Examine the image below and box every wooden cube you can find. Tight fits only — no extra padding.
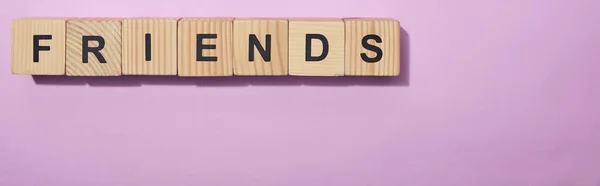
[288,18,344,76]
[122,18,179,75]
[11,18,66,75]
[178,18,233,76]
[66,18,122,76]
[344,18,400,76]
[233,18,288,76]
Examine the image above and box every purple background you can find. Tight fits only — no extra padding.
[2,0,600,185]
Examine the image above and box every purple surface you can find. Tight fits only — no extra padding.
[1,0,600,185]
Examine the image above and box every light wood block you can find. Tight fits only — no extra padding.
[344,18,400,76]
[289,18,344,76]
[66,18,122,76]
[122,18,179,75]
[178,18,233,76]
[233,18,288,76]
[11,18,66,75]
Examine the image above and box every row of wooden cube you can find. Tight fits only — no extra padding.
[12,17,400,76]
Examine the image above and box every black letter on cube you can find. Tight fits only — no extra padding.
[305,34,329,61]
[249,34,271,62]
[145,33,152,61]
[360,34,383,63]
[33,35,52,63]
[197,34,218,62]
[82,36,107,63]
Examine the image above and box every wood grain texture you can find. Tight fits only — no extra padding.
[11,18,66,75]
[66,18,122,76]
[178,17,233,76]
[344,18,400,76]
[233,19,288,76]
[122,18,179,75]
[288,18,344,76]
